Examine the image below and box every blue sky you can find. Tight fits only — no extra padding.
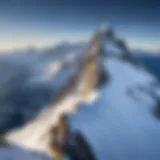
[0,0,159,52]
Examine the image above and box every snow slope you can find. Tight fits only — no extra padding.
[0,145,51,160]
[69,57,160,160]
[66,26,160,160]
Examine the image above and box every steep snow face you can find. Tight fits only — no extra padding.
[69,58,160,160]
[104,59,158,108]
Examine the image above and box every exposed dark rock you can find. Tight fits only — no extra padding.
[64,130,96,160]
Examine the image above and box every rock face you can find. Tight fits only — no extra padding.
[64,130,96,160]
[78,28,108,96]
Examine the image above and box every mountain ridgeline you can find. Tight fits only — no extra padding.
[0,26,160,160]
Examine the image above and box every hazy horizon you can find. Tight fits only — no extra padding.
[0,0,159,52]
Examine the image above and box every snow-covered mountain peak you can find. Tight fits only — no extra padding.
[67,27,160,160]
[87,26,128,61]
[0,27,160,160]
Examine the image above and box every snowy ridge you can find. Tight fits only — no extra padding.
[1,26,160,160]
[98,27,130,60]
[68,27,160,160]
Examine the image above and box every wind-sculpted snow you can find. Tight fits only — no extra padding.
[69,58,160,160]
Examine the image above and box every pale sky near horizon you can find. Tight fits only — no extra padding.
[0,0,159,52]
